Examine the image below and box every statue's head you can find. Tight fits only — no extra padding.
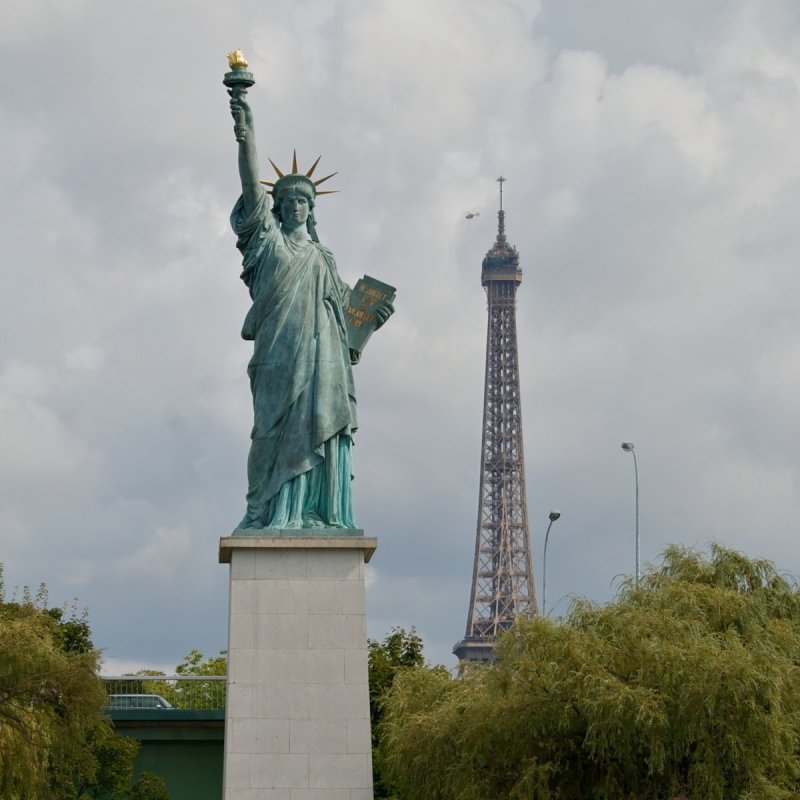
[271,175,316,224]
[260,153,336,242]
[261,152,336,228]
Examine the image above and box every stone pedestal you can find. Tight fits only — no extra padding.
[219,534,377,800]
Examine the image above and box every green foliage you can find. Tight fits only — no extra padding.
[45,604,95,655]
[123,771,170,800]
[175,648,227,676]
[380,545,800,800]
[0,600,105,799]
[368,627,439,799]
[0,570,140,800]
[172,649,227,709]
[368,627,425,727]
[87,725,140,798]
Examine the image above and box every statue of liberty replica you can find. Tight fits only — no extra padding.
[220,52,389,798]
[224,51,394,532]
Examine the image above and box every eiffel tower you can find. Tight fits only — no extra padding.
[453,178,536,664]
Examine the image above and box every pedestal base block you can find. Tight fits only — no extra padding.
[220,534,377,800]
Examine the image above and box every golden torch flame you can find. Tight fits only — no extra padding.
[227,50,248,69]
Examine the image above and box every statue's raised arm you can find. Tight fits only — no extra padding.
[225,51,261,215]
[230,97,261,212]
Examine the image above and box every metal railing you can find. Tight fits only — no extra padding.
[101,675,226,710]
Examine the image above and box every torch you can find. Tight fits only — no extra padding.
[223,50,255,143]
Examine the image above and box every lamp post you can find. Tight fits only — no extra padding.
[542,510,561,617]
[621,442,639,585]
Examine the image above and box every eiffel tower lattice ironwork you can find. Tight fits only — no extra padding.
[454,177,536,664]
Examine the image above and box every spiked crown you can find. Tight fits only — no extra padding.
[260,151,337,202]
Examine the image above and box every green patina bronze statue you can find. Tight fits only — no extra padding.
[224,52,393,531]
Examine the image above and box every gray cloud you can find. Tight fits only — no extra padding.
[2,0,800,670]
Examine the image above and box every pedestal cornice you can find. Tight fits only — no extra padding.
[219,533,378,564]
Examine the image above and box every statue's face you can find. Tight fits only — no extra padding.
[279,191,311,230]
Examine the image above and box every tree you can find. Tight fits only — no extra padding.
[123,772,170,800]
[368,627,434,799]
[0,574,142,799]
[172,648,227,709]
[175,648,227,677]
[368,627,425,726]
[379,545,800,800]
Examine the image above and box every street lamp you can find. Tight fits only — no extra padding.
[542,510,561,617]
[621,442,639,585]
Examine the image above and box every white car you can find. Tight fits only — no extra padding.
[106,694,174,710]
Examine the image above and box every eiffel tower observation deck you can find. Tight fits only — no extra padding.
[454,178,536,664]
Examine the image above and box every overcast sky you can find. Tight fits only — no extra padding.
[3,0,800,671]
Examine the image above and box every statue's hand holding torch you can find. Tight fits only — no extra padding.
[224,50,255,143]
[229,94,253,143]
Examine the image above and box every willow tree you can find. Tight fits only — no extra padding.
[368,627,430,799]
[0,589,139,799]
[380,545,800,800]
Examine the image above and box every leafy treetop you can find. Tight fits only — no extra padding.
[379,545,800,800]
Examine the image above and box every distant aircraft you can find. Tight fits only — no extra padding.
[465,211,480,219]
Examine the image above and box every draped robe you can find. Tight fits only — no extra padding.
[232,188,357,529]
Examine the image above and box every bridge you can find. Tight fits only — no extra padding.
[103,675,225,800]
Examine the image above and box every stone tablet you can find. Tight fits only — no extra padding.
[345,275,397,357]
